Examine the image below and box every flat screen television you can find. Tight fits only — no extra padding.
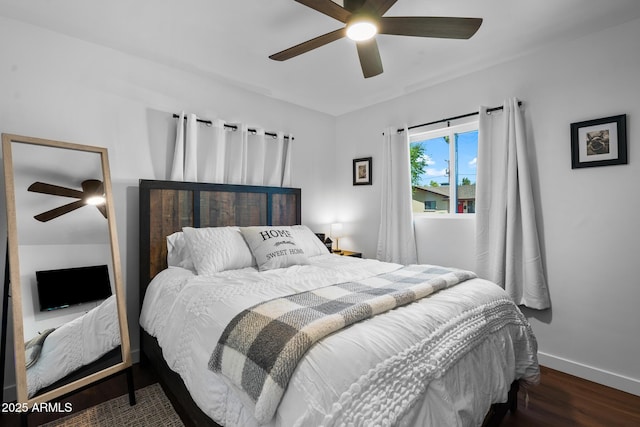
[36,264,113,311]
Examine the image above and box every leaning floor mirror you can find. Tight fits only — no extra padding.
[2,134,133,409]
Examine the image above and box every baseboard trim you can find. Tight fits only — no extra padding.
[538,351,640,397]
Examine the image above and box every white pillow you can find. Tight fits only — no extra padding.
[240,226,309,271]
[182,227,255,275]
[166,231,195,271]
[291,225,329,257]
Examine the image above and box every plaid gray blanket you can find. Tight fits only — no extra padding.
[208,265,476,422]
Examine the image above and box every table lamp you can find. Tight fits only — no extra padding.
[330,223,343,254]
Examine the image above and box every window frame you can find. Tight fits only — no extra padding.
[409,120,479,216]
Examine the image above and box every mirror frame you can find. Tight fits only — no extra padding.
[2,133,131,407]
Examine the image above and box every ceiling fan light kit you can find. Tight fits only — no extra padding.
[346,18,378,41]
[80,179,106,205]
[85,195,106,206]
[271,0,482,78]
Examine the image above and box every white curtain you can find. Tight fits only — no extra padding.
[376,127,418,265]
[170,113,292,187]
[170,112,198,181]
[476,98,550,309]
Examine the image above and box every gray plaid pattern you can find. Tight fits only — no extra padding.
[208,265,476,422]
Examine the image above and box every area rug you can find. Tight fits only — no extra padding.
[39,383,184,426]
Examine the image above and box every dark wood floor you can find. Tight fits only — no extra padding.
[2,364,639,426]
[502,366,640,427]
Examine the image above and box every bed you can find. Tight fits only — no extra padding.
[138,179,539,427]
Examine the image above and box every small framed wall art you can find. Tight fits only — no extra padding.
[570,114,627,169]
[353,157,372,185]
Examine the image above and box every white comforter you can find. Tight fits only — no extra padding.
[140,255,539,427]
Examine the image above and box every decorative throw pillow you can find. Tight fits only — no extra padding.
[291,225,330,257]
[240,226,309,271]
[182,227,255,275]
[25,328,55,369]
[166,231,196,271]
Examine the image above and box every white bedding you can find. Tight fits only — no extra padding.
[26,295,121,397]
[140,255,539,427]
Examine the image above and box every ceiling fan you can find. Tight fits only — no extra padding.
[269,0,483,78]
[27,179,107,222]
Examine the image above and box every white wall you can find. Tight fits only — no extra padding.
[335,18,640,395]
[414,216,476,271]
[0,16,337,396]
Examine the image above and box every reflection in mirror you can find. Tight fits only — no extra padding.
[2,134,132,408]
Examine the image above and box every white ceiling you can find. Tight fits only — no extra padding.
[1,0,640,116]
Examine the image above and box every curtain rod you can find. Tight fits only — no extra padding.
[173,114,293,140]
[398,101,523,133]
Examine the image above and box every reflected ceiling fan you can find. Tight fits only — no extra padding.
[270,0,483,78]
[27,179,107,222]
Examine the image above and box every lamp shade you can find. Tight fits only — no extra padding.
[330,223,343,238]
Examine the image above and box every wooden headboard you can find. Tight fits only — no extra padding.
[138,179,301,305]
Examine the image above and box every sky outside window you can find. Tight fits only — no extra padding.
[412,130,478,186]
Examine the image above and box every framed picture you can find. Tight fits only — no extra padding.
[353,157,372,185]
[570,114,627,169]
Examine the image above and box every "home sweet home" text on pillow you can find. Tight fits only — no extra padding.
[240,226,309,271]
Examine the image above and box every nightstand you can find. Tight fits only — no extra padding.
[335,250,362,258]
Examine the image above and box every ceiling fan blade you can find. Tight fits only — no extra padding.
[270,28,347,61]
[295,0,352,23]
[379,16,483,39]
[96,204,108,219]
[28,181,84,199]
[356,37,383,78]
[34,200,86,222]
[361,0,397,16]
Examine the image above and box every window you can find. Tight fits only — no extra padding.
[424,200,436,211]
[410,121,478,214]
